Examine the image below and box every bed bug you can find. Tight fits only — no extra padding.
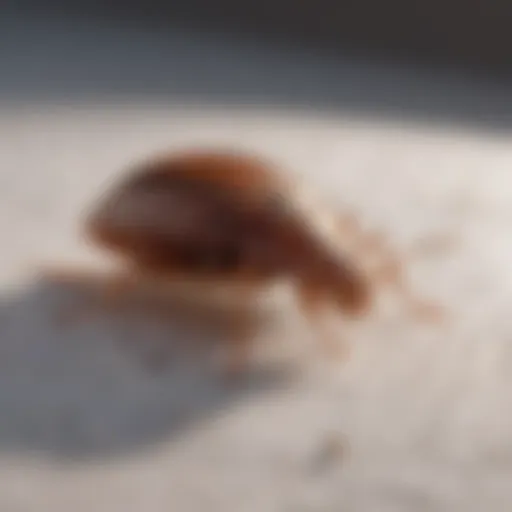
[55,148,440,376]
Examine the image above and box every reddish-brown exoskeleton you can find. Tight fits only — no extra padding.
[63,148,434,375]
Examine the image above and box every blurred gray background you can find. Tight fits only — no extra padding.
[8,0,512,75]
[2,0,512,130]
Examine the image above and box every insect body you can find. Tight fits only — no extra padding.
[82,148,418,375]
